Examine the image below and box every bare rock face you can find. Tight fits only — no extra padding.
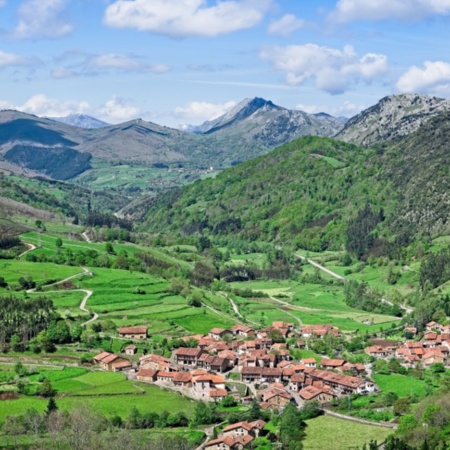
[336,94,450,146]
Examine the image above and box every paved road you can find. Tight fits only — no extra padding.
[297,253,414,313]
[296,254,344,281]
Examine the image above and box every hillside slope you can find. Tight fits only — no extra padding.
[128,136,393,251]
[131,112,450,252]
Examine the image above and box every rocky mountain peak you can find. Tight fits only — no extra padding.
[336,93,450,146]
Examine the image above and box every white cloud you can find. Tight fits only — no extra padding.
[0,94,141,123]
[0,50,28,68]
[103,0,272,38]
[12,0,73,40]
[267,14,305,37]
[174,100,237,123]
[296,101,367,118]
[50,53,170,78]
[89,54,170,73]
[18,94,90,117]
[260,44,388,94]
[90,53,141,70]
[51,66,74,79]
[330,0,450,23]
[396,61,450,95]
[98,96,141,122]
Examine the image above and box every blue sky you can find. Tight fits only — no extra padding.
[1,0,450,127]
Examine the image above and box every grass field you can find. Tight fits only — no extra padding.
[0,260,82,285]
[229,280,399,332]
[303,415,392,450]
[0,369,195,425]
[372,374,428,397]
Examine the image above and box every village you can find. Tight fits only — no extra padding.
[90,319,450,449]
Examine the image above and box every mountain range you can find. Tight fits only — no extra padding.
[48,114,110,129]
[0,98,345,180]
[120,93,450,250]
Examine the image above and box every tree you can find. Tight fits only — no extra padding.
[11,334,24,352]
[47,321,71,344]
[393,397,411,416]
[249,397,263,420]
[104,242,114,254]
[14,361,26,376]
[2,415,26,448]
[55,238,63,248]
[0,276,7,288]
[279,403,305,450]
[37,379,56,397]
[46,397,58,416]
[222,396,237,408]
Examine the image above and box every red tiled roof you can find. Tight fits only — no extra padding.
[119,326,147,334]
[111,360,132,369]
[137,368,158,378]
[175,347,202,357]
[173,372,192,383]
[210,388,228,398]
[157,371,175,378]
[101,353,121,364]
[93,351,111,362]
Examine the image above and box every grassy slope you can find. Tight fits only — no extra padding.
[303,415,392,450]
[0,370,195,424]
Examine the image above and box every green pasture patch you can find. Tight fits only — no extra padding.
[303,415,392,450]
[52,378,91,393]
[0,260,83,285]
[73,371,125,386]
[72,380,142,396]
[28,367,88,383]
[0,383,195,425]
[174,310,236,334]
[372,374,428,397]
[58,384,195,419]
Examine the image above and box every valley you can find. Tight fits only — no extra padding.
[1,93,450,449]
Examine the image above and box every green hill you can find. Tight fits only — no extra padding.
[132,113,450,255]
[130,136,392,252]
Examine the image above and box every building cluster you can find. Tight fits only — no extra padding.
[204,420,266,450]
[93,322,376,407]
[365,321,450,368]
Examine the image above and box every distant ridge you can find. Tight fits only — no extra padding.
[48,114,109,129]
[0,98,344,179]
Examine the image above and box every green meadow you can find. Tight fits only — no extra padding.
[0,369,195,425]
[303,415,392,450]
[372,374,428,397]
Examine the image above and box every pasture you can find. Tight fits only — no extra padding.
[303,415,392,450]
[228,280,400,332]
[0,367,195,425]
[372,374,428,397]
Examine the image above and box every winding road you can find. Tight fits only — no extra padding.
[25,263,97,326]
[296,252,414,314]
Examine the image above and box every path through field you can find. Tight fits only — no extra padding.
[18,242,36,258]
[297,253,414,314]
[26,266,97,326]
[81,231,91,243]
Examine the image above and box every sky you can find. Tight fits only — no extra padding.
[1,0,450,128]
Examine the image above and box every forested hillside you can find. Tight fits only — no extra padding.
[133,111,450,258]
[132,136,394,253]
